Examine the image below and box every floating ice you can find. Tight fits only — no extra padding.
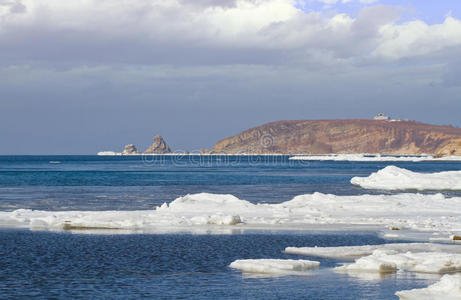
[396,274,461,300]
[289,154,426,162]
[285,243,461,260]
[229,259,319,275]
[290,154,461,162]
[351,166,461,190]
[97,151,122,156]
[336,250,461,274]
[1,192,461,238]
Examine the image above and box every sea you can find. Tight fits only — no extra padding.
[1,155,461,299]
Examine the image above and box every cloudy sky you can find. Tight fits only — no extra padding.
[1,0,460,154]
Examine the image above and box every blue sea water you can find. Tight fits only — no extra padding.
[1,155,461,299]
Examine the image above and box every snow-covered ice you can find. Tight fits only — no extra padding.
[2,192,461,238]
[285,243,461,260]
[351,166,461,190]
[289,154,430,162]
[229,259,319,275]
[336,250,461,274]
[97,151,122,156]
[396,274,461,300]
[289,154,461,162]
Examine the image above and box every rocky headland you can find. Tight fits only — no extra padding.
[212,119,461,156]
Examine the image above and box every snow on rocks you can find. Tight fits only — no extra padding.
[229,259,320,276]
[396,274,461,300]
[351,166,461,190]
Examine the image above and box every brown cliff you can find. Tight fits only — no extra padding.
[212,120,461,156]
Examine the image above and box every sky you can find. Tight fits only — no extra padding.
[0,0,461,154]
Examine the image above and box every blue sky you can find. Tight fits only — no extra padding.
[0,0,461,154]
[301,0,460,23]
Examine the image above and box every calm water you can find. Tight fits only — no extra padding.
[1,155,461,299]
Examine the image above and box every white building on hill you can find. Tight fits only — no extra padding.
[374,113,390,121]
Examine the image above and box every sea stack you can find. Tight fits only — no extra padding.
[144,135,172,154]
[121,144,141,155]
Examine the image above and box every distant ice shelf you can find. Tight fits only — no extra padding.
[97,151,122,156]
[289,154,461,162]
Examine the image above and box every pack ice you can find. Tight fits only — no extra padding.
[2,192,461,238]
[396,274,461,300]
[351,166,461,190]
[285,243,461,260]
[229,259,320,276]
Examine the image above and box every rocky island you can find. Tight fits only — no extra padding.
[98,135,172,156]
[121,144,140,155]
[144,135,172,154]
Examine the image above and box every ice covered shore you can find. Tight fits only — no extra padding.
[351,166,461,190]
[1,192,461,239]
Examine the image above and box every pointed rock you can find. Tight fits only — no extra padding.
[144,135,172,154]
[121,144,140,155]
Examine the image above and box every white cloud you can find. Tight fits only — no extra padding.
[314,0,338,4]
[342,0,378,3]
[373,16,461,60]
[0,0,459,66]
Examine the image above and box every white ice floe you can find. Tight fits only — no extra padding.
[396,274,461,300]
[229,259,319,275]
[336,250,461,274]
[351,166,461,190]
[288,154,461,162]
[97,151,122,156]
[1,192,461,238]
[285,243,461,260]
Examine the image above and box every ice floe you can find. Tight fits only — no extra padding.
[285,243,461,260]
[289,154,434,162]
[1,192,461,238]
[289,154,461,162]
[351,166,461,190]
[336,250,461,274]
[396,274,461,300]
[229,259,319,276]
[97,151,122,156]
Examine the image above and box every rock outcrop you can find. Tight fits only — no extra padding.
[144,135,172,154]
[212,120,461,156]
[200,148,212,154]
[435,138,461,157]
[121,144,140,155]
